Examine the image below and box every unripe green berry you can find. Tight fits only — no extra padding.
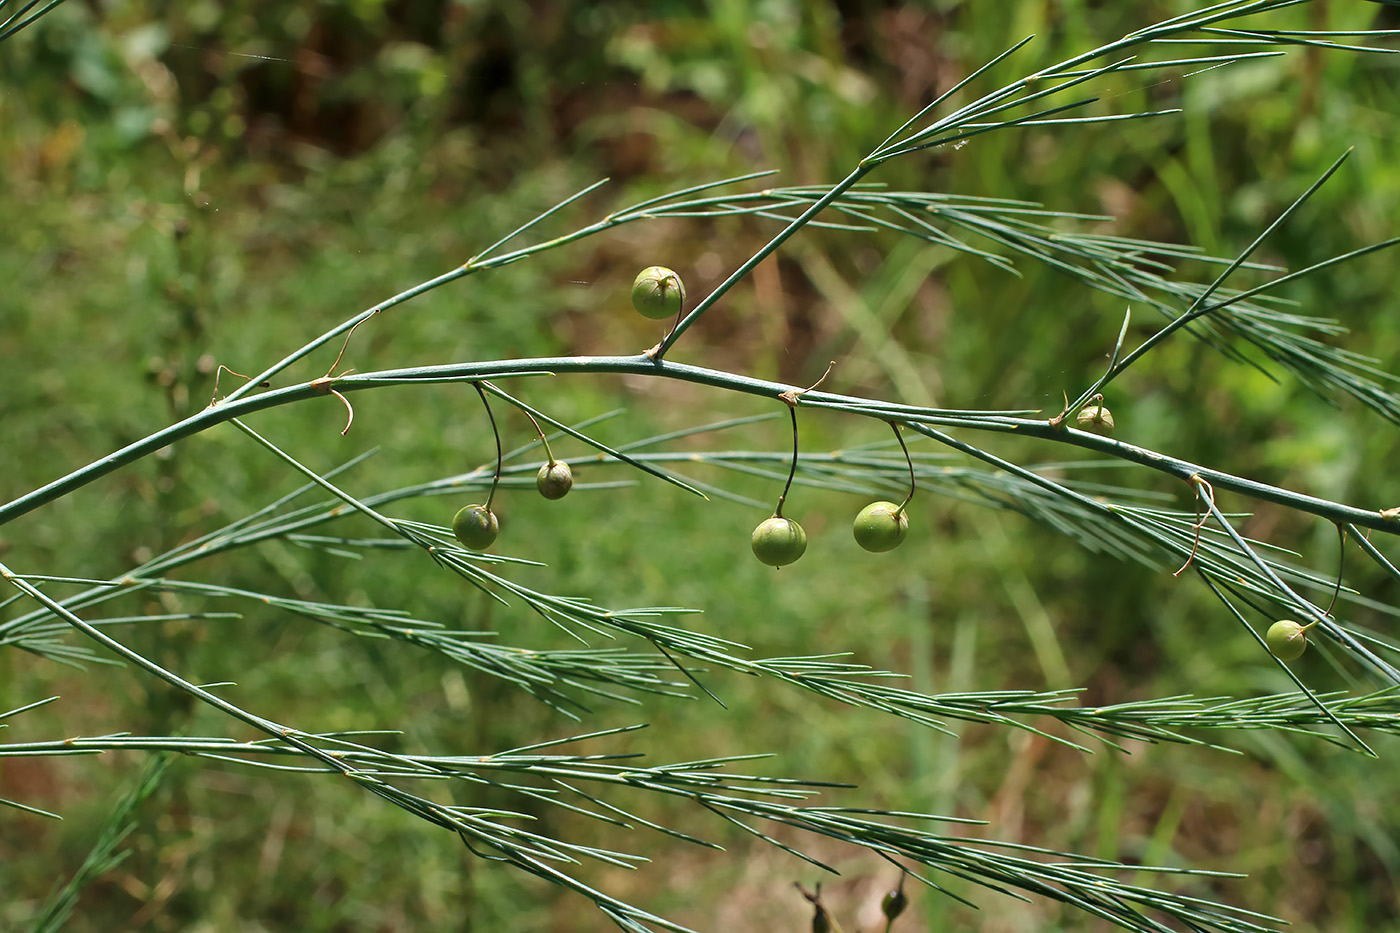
[881,886,908,922]
[631,266,686,321]
[536,460,574,500]
[751,516,807,567]
[452,504,499,550]
[853,501,908,552]
[1076,404,1115,436]
[1266,619,1308,661]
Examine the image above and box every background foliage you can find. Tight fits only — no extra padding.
[2,1,1399,930]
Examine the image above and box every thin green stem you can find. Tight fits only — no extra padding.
[891,422,915,513]
[229,419,401,533]
[214,170,773,408]
[1068,149,1358,412]
[468,178,612,266]
[0,560,362,776]
[1194,484,1380,752]
[1327,524,1347,617]
[774,406,800,519]
[519,406,557,465]
[1349,525,1400,586]
[654,164,874,359]
[0,0,67,42]
[476,383,503,509]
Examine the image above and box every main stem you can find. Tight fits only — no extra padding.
[3,355,1399,536]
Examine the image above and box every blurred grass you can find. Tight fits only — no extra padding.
[2,1,1399,931]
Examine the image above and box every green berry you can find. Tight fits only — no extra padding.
[536,460,573,500]
[853,501,908,552]
[1266,619,1308,661]
[881,886,908,922]
[1076,404,1115,436]
[452,504,499,550]
[751,516,807,567]
[631,266,686,321]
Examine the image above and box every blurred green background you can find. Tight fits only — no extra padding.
[2,1,1399,930]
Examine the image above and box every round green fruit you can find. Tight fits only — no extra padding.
[1265,619,1308,661]
[881,887,909,922]
[1076,404,1115,436]
[536,461,574,500]
[853,500,908,552]
[452,504,499,550]
[751,516,807,568]
[630,266,686,321]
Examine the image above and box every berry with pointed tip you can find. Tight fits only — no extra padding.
[881,886,908,922]
[631,266,686,321]
[1266,619,1308,661]
[536,460,573,500]
[751,516,807,567]
[452,504,499,550]
[853,501,909,552]
[1077,404,1115,436]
